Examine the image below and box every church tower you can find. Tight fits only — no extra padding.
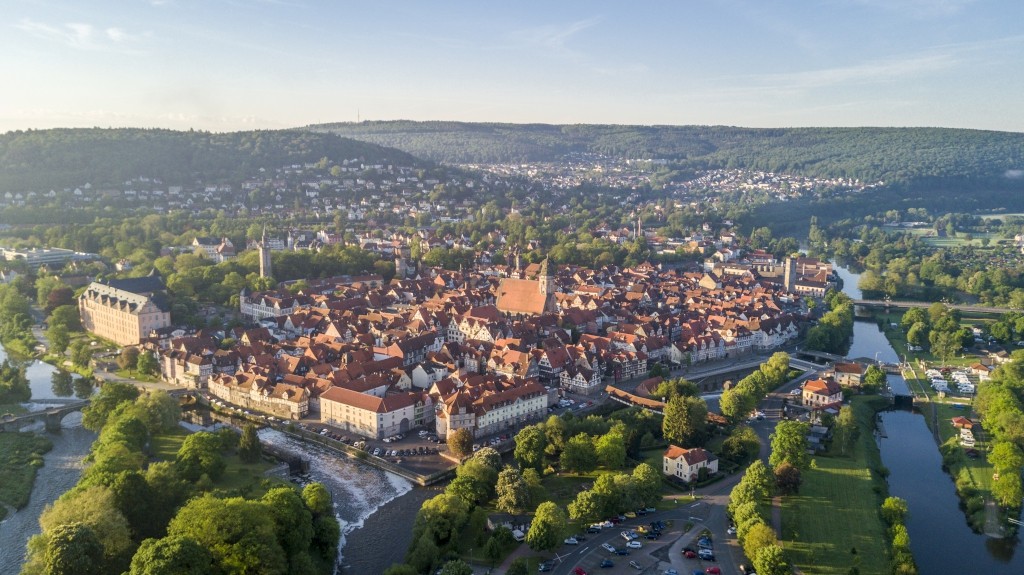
[259,226,273,279]
[539,257,554,297]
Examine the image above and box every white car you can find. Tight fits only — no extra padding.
[602,543,616,553]
[790,388,801,395]
[626,540,642,549]
[564,537,579,545]
[727,526,737,536]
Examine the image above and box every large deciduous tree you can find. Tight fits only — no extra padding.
[514,424,547,471]
[127,535,213,575]
[41,522,106,575]
[447,428,474,459]
[495,466,530,514]
[769,420,810,471]
[526,502,567,552]
[82,381,141,431]
[560,433,597,473]
[167,494,287,575]
[175,431,226,482]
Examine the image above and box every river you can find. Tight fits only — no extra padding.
[0,336,421,575]
[257,429,420,574]
[836,264,1024,574]
[0,344,96,575]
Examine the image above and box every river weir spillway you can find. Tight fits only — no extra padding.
[257,428,413,572]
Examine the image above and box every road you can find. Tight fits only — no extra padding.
[542,367,814,575]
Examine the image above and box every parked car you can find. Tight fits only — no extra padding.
[538,560,554,572]
[705,567,722,575]
[587,526,601,534]
[614,548,630,556]
[645,532,660,540]
[621,531,635,541]
[572,568,588,575]
[564,537,579,545]
[626,541,642,549]
[727,526,737,536]
[601,543,616,553]
[698,548,715,561]
[629,561,642,570]
[599,559,614,568]
[683,549,697,559]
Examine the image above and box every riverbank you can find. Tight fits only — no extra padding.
[0,432,53,521]
[780,395,892,575]
[870,309,1007,534]
[340,485,436,574]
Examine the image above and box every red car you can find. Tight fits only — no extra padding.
[706,568,722,575]
[573,567,589,575]
[684,550,697,559]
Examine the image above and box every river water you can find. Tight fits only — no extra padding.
[836,264,1024,574]
[0,343,96,575]
[257,429,418,574]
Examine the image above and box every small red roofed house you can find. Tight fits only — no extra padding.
[802,377,843,409]
[663,445,718,482]
[951,416,974,429]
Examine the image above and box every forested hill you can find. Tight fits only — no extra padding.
[310,121,1024,183]
[0,128,419,192]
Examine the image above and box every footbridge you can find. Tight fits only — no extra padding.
[0,399,91,432]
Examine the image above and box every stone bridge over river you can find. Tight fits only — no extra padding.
[0,399,91,432]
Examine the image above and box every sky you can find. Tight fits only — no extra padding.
[3,0,1023,133]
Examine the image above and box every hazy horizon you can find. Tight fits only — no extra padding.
[4,0,1023,134]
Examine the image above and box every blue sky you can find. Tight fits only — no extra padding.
[3,0,1022,133]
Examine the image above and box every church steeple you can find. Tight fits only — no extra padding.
[258,225,273,279]
[539,257,553,296]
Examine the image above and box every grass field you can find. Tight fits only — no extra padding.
[780,396,891,575]
[0,432,53,519]
[151,426,280,497]
[0,403,29,417]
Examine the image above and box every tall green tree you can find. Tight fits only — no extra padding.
[662,395,708,447]
[595,431,626,469]
[166,494,287,575]
[769,420,810,471]
[238,424,262,463]
[560,433,597,473]
[514,424,547,471]
[446,428,473,459]
[82,381,140,431]
[46,324,70,355]
[41,522,105,575]
[175,431,226,482]
[495,466,530,514]
[127,536,213,575]
[526,502,567,552]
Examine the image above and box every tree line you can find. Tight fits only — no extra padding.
[21,381,340,575]
[316,121,1024,184]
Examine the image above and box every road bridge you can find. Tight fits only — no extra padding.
[853,299,1012,314]
[0,399,90,432]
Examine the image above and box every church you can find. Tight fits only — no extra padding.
[495,258,556,316]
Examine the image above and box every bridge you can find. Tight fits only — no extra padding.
[793,349,846,363]
[0,399,91,433]
[853,299,1014,314]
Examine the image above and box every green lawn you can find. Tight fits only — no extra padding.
[0,403,29,417]
[780,396,891,575]
[151,427,280,497]
[0,432,53,519]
